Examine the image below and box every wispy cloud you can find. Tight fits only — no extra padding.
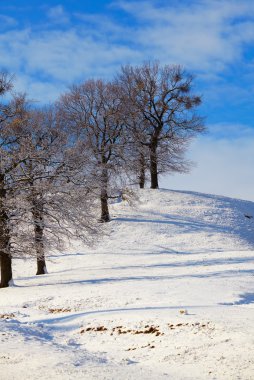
[0,0,253,105]
[46,5,69,24]
[207,122,254,140]
[0,14,17,28]
[0,27,140,102]
[0,1,253,199]
[115,0,254,72]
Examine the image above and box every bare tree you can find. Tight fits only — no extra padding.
[0,90,100,287]
[117,62,204,189]
[16,108,63,275]
[58,79,125,222]
[16,107,99,275]
[0,73,29,287]
[121,116,150,189]
[157,136,192,177]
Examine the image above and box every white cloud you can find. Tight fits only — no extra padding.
[0,28,141,101]
[74,12,124,37]
[13,74,66,104]
[0,14,17,28]
[47,5,69,24]
[207,123,254,139]
[116,0,254,72]
[161,132,254,201]
[0,0,253,107]
[0,2,253,200]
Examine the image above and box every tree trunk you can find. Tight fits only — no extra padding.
[138,152,146,189]
[0,174,13,288]
[32,196,47,275]
[150,141,159,189]
[0,252,12,288]
[36,256,47,275]
[100,167,110,222]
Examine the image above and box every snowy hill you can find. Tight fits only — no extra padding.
[1,189,254,380]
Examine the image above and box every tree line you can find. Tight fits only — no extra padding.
[0,62,204,288]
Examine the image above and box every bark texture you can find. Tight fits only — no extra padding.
[0,251,12,288]
[32,196,47,275]
[150,141,159,189]
[138,152,146,189]
[36,256,47,275]
[100,167,110,222]
[0,174,12,288]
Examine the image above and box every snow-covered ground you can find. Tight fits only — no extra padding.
[1,189,254,380]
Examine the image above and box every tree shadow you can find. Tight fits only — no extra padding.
[222,292,254,306]
[0,319,107,365]
[17,268,254,289]
[112,255,254,271]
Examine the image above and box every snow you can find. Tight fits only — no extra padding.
[1,189,254,379]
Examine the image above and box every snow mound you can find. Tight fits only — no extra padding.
[0,189,254,380]
[106,188,254,254]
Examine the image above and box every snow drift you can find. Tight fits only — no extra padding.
[0,189,254,379]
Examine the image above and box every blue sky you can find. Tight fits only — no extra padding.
[1,0,254,200]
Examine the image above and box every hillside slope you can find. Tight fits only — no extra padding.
[1,189,254,379]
